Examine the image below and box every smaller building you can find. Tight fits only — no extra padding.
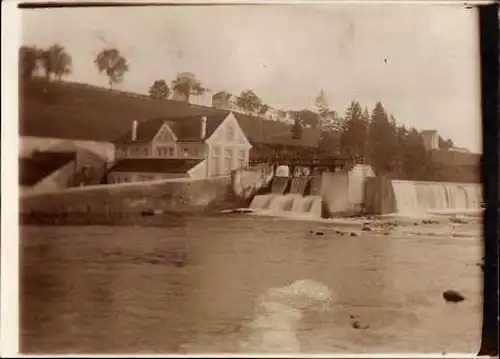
[108,111,252,183]
[421,130,439,151]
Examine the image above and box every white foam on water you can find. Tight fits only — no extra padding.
[249,194,323,219]
[238,279,334,354]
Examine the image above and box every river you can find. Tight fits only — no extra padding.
[20,214,482,354]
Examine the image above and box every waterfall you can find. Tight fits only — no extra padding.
[249,194,323,218]
[391,180,482,216]
[249,194,276,210]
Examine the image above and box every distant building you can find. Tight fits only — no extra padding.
[448,146,470,153]
[421,130,439,151]
[109,112,252,183]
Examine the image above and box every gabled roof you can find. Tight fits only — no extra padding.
[19,151,76,186]
[115,111,229,144]
[233,112,321,148]
[109,158,203,174]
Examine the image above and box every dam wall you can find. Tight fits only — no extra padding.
[20,176,236,225]
[364,176,483,215]
[319,164,375,216]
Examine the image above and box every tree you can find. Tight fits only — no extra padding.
[340,101,367,161]
[39,44,72,81]
[315,89,337,131]
[366,102,398,175]
[172,72,206,102]
[291,118,303,140]
[94,48,129,89]
[19,45,42,82]
[259,104,270,115]
[314,89,329,116]
[236,90,263,114]
[148,80,170,99]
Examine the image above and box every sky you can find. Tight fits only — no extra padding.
[20,4,482,153]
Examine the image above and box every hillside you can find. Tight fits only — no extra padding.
[19,80,216,143]
[19,80,322,148]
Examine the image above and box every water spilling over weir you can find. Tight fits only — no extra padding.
[364,177,483,216]
[249,194,323,218]
[237,166,482,219]
[391,180,482,216]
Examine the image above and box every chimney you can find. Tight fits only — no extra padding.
[200,116,207,139]
[131,120,138,141]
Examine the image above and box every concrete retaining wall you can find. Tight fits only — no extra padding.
[363,176,396,214]
[20,177,236,225]
[270,177,290,194]
[289,177,309,195]
[319,171,349,215]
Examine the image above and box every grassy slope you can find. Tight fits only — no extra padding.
[19,80,212,143]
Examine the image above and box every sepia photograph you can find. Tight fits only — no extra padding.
[4,0,495,356]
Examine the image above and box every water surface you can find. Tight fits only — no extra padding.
[20,215,482,354]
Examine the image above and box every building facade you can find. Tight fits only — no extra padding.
[109,112,252,183]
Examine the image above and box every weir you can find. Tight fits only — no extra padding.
[249,193,323,218]
[364,177,483,216]
[240,165,482,219]
[391,180,482,215]
[250,175,323,218]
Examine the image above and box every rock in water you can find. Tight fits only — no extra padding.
[352,320,370,330]
[443,290,465,302]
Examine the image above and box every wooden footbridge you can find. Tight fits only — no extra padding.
[249,154,360,173]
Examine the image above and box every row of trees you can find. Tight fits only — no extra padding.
[334,101,454,180]
[20,44,72,82]
[20,44,130,89]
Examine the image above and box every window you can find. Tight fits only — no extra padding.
[211,146,221,176]
[224,148,232,174]
[157,146,174,157]
[156,147,167,157]
[238,148,246,168]
[212,146,221,157]
[226,125,235,141]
